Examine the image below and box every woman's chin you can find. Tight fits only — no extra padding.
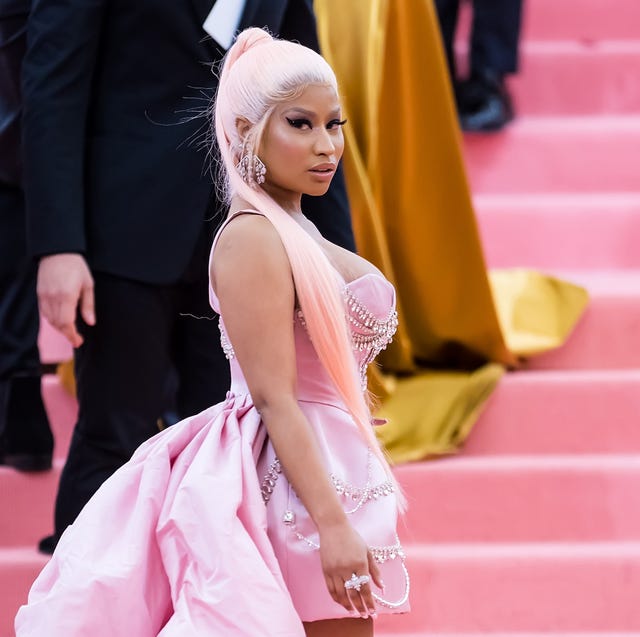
[303,182,333,198]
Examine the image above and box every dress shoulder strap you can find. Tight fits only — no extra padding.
[207,209,265,313]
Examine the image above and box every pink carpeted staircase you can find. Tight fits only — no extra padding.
[2,0,640,634]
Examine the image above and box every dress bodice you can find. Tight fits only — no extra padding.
[209,271,398,402]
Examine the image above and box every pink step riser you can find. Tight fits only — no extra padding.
[4,454,640,547]
[396,456,640,542]
[455,42,640,116]
[0,550,48,637]
[521,0,640,41]
[462,118,640,194]
[41,376,76,461]
[457,0,640,42]
[41,369,640,459]
[3,545,640,635]
[468,370,640,455]
[38,319,72,366]
[475,194,640,269]
[524,294,640,370]
[375,543,640,633]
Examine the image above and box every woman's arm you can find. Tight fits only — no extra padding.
[212,213,381,616]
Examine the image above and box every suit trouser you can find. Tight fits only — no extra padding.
[0,184,52,453]
[434,0,523,77]
[53,227,229,537]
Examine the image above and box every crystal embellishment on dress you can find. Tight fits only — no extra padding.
[295,283,398,391]
[260,458,282,504]
[330,449,395,514]
[219,318,236,360]
[370,539,406,564]
[282,510,296,525]
[344,287,398,390]
[331,474,395,505]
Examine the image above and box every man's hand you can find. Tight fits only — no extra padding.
[37,253,96,347]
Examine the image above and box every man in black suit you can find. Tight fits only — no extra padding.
[435,0,523,132]
[23,0,354,552]
[0,0,54,472]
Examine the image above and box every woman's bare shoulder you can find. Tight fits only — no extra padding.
[216,213,285,259]
[212,213,290,288]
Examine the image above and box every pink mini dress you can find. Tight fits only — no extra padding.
[15,212,410,636]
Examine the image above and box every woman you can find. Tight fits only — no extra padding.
[15,29,409,637]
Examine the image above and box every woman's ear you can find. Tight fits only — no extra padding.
[235,117,252,143]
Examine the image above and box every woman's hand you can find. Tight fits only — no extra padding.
[319,520,384,617]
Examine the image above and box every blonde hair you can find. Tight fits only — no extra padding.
[214,28,401,502]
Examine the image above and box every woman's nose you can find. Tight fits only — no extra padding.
[313,128,336,155]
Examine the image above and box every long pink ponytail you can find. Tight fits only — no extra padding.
[213,29,402,504]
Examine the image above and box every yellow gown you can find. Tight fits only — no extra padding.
[314,0,587,462]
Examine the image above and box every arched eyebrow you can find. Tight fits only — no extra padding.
[284,107,342,119]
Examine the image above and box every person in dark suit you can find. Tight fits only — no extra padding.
[434,0,523,131]
[0,0,54,472]
[22,0,354,553]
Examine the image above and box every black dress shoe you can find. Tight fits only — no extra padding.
[456,69,514,132]
[0,451,52,472]
[0,375,54,472]
[38,534,58,555]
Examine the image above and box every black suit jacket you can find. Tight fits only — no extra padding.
[22,0,353,284]
[0,0,30,187]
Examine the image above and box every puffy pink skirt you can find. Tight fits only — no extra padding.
[15,391,409,636]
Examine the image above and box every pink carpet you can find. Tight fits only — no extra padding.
[3,0,640,634]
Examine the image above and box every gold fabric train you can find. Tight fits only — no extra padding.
[314,0,588,462]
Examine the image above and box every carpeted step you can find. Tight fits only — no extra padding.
[378,634,638,637]
[5,451,640,548]
[376,629,638,637]
[38,318,72,366]
[42,375,76,461]
[455,41,640,117]
[511,41,640,116]
[462,116,640,194]
[374,542,640,633]
[468,369,640,455]
[0,548,47,637]
[522,0,640,41]
[475,193,640,269]
[521,270,640,370]
[3,544,640,635]
[396,454,640,543]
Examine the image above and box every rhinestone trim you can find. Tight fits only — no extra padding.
[219,319,235,360]
[372,561,411,609]
[369,540,406,564]
[344,287,398,390]
[331,475,395,504]
[260,458,282,504]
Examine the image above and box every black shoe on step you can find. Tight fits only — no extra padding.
[38,534,58,555]
[456,69,514,133]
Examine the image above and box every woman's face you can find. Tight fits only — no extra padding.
[258,83,345,209]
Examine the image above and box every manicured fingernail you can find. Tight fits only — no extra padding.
[360,612,369,619]
[371,612,378,619]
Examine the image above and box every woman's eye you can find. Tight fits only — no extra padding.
[286,117,312,130]
[327,119,347,129]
